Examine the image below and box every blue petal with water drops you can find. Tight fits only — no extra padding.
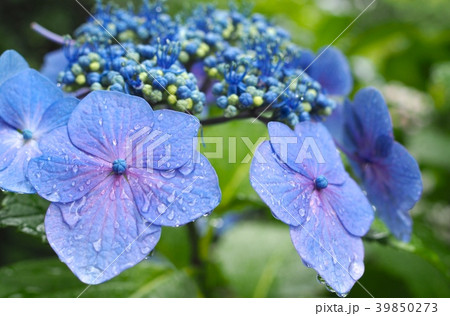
[0,137,40,193]
[0,69,63,131]
[250,141,313,226]
[148,109,200,170]
[67,91,155,162]
[268,121,346,185]
[290,204,365,296]
[45,175,162,285]
[326,87,422,241]
[250,120,374,294]
[28,127,111,203]
[0,50,29,86]
[128,153,221,227]
[307,46,353,96]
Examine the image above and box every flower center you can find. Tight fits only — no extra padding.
[22,129,33,141]
[112,159,127,175]
[314,175,328,190]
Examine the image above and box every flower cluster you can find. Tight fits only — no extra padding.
[42,1,348,125]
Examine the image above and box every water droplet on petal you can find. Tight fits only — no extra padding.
[157,204,167,214]
[167,210,175,220]
[299,208,306,217]
[72,165,79,174]
[78,186,84,191]
[161,169,176,179]
[93,239,102,252]
[348,260,364,280]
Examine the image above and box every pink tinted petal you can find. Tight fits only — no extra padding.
[45,175,161,284]
[128,153,220,227]
[28,127,110,203]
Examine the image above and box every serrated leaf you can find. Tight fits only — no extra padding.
[0,255,199,298]
[0,193,49,240]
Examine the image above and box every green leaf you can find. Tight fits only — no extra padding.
[199,119,268,213]
[212,221,327,297]
[0,256,199,298]
[0,193,49,240]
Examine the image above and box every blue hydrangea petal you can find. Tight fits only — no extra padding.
[147,110,200,170]
[324,176,374,237]
[45,176,162,285]
[297,49,315,70]
[128,153,221,227]
[0,119,21,171]
[343,87,393,158]
[40,49,67,82]
[0,50,29,86]
[0,69,63,130]
[250,141,313,226]
[361,142,422,242]
[68,91,154,162]
[308,46,353,96]
[290,198,365,295]
[28,127,110,203]
[268,121,346,185]
[0,139,40,193]
[34,97,79,138]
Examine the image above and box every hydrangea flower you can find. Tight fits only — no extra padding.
[325,87,422,241]
[28,91,221,284]
[250,121,374,295]
[0,51,78,193]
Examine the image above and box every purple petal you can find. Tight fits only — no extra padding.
[190,62,206,88]
[0,139,40,193]
[307,46,353,96]
[0,69,63,131]
[68,91,154,162]
[343,87,393,158]
[268,121,346,185]
[144,110,199,170]
[290,194,365,295]
[40,49,67,83]
[297,49,315,70]
[0,50,29,86]
[250,141,314,226]
[28,127,110,203]
[361,142,422,241]
[324,177,374,237]
[45,175,161,284]
[0,119,21,171]
[35,97,79,138]
[128,153,221,227]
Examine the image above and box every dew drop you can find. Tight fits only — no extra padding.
[98,118,103,126]
[78,185,84,191]
[157,204,167,214]
[299,208,306,217]
[72,165,79,174]
[161,169,176,179]
[167,210,175,220]
[348,260,364,280]
[93,239,102,252]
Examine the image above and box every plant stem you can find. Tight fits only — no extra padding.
[200,110,270,126]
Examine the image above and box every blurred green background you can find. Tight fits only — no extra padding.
[0,0,449,298]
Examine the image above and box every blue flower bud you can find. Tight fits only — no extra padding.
[212,82,224,95]
[152,76,168,90]
[217,96,228,109]
[239,92,253,107]
[177,85,192,99]
[87,72,101,85]
[110,83,124,92]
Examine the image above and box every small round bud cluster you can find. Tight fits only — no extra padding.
[56,1,337,123]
